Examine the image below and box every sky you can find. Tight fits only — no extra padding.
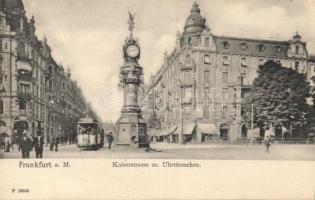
[22,0,315,122]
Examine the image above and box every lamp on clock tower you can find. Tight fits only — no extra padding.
[116,12,149,148]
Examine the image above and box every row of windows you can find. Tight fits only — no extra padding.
[218,40,301,54]
[177,52,303,69]
[203,37,303,55]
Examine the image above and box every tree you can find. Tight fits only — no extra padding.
[242,60,311,133]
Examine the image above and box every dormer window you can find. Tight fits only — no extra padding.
[223,56,229,65]
[257,44,265,52]
[275,46,282,53]
[222,41,229,49]
[240,42,248,50]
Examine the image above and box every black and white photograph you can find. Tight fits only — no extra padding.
[0,0,315,199]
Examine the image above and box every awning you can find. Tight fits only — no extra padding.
[17,60,32,71]
[177,123,196,135]
[148,129,158,137]
[197,123,217,135]
[166,125,177,136]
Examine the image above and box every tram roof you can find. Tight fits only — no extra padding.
[78,118,97,124]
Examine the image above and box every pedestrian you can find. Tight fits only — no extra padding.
[264,136,271,153]
[50,136,55,151]
[4,135,10,152]
[33,132,45,158]
[107,133,113,150]
[19,133,33,159]
[55,136,59,151]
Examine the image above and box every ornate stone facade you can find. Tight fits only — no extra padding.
[140,2,312,143]
[0,0,92,143]
[116,13,149,148]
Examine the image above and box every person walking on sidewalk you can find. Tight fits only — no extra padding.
[33,131,45,158]
[107,133,113,150]
[55,136,59,151]
[264,136,271,153]
[50,136,55,151]
[19,133,33,159]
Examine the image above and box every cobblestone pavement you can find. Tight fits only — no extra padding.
[1,143,315,160]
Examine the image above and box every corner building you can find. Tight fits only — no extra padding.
[140,2,310,143]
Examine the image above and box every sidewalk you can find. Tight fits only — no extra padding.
[150,142,315,150]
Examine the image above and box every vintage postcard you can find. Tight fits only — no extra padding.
[0,0,315,199]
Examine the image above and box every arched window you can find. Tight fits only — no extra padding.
[0,99,4,114]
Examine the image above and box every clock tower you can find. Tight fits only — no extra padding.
[116,12,149,148]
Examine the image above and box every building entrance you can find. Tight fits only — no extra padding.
[241,124,247,138]
[220,124,229,140]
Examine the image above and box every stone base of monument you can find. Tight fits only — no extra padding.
[116,113,150,148]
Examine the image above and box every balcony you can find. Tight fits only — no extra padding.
[17,91,32,100]
[180,80,193,87]
[16,60,32,72]
[16,71,32,82]
[180,63,194,71]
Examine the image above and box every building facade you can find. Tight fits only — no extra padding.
[140,2,311,143]
[0,0,93,143]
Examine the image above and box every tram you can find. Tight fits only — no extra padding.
[77,117,104,150]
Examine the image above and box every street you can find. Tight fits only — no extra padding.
[1,143,315,160]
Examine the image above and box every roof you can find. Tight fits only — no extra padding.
[214,35,290,57]
[2,0,26,32]
[78,118,97,124]
[308,55,315,62]
[183,2,206,35]
[197,123,217,135]
[4,0,24,10]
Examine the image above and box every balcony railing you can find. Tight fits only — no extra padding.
[16,72,32,82]
[180,80,193,87]
[16,60,32,72]
[17,91,32,100]
[180,63,194,71]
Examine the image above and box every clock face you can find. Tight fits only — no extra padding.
[126,45,140,58]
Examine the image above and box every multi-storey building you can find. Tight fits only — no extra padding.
[140,2,311,143]
[0,0,93,143]
[308,55,315,107]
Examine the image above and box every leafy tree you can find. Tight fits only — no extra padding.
[242,60,311,131]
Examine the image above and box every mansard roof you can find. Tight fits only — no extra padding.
[214,36,290,58]
[4,0,24,10]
